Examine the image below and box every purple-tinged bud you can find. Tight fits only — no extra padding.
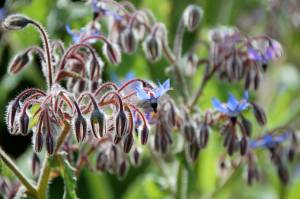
[141,125,149,145]
[244,71,251,90]
[120,28,137,54]
[240,116,252,137]
[227,134,237,156]
[96,151,107,171]
[240,136,248,156]
[90,108,106,138]
[123,133,134,153]
[199,123,209,148]
[2,14,31,30]
[254,73,260,90]
[73,114,87,142]
[8,52,30,75]
[46,132,54,155]
[31,153,41,177]
[6,100,19,135]
[131,149,141,167]
[19,110,29,136]
[252,103,267,126]
[118,160,128,179]
[143,36,162,62]
[188,143,200,162]
[277,164,289,185]
[103,42,121,65]
[34,132,44,153]
[247,165,260,186]
[183,122,195,143]
[114,135,122,144]
[288,148,295,162]
[115,110,128,137]
[183,5,203,32]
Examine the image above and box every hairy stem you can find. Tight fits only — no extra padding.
[29,20,53,88]
[36,123,71,199]
[0,147,37,198]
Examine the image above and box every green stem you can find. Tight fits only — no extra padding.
[36,123,71,199]
[0,147,37,198]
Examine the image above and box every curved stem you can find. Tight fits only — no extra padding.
[0,147,37,198]
[29,20,53,88]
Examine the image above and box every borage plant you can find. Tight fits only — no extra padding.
[0,0,298,198]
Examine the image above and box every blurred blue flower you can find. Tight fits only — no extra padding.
[135,79,171,101]
[112,71,135,86]
[212,92,249,117]
[247,40,282,64]
[0,8,6,20]
[66,24,100,44]
[250,132,290,148]
[92,0,122,21]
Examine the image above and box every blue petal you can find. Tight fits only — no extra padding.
[212,98,228,113]
[135,86,150,100]
[243,91,249,101]
[162,79,170,90]
[227,93,239,111]
[65,24,73,35]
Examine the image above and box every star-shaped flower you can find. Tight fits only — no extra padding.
[212,92,249,117]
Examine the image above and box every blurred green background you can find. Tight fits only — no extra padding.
[1,0,300,199]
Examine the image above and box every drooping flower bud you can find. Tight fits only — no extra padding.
[2,14,31,30]
[103,42,121,65]
[252,103,267,126]
[131,148,141,167]
[183,5,203,32]
[34,132,44,153]
[31,153,41,177]
[188,143,200,162]
[143,35,162,62]
[96,151,108,171]
[120,28,137,54]
[198,123,209,148]
[90,108,106,138]
[240,136,248,156]
[8,52,30,75]
[240,116,252,137]
[46,132,54,155]
[118,160,128,179]
[277,164,289,185]
[141,125,149,145]
[73,113,87,142]
[115,110,128,137]
[6,100,20,135]
[19,110,30,136]
[123,133,134,153]
[183,122,195,143]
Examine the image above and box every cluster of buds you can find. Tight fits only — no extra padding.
[209,27,282,90]
[1,0,297,190]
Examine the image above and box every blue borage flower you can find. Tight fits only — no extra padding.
[135,79,171,101]
[112,72,135,86]
[250,132,290,148]
[212,92,249,117]
[66,24,100,44]
[0,8,6,20]
[91,0,123,21]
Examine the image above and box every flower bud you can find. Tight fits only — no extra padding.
[120,28,137,54]
[183,122,195,143]
[34,132,44,153]
[143,36,162,62]
[31,153,41,177]
[183,5,203,32]
[131,149,141,167]
[96,151,107,171]
[6,100,19,134]
[103,42,121,65]
[252,103,267,126]
[240,136,248,156]
[277,164,289,185]
[115,110,128,137]
[114,135,122,144]
[73,114,87,142]
[198,123,209,148]
[90,108,106,138]
[2,14,31,30]
[184,53,199,76]
[19,110,29,136]
[46,132,54,155]
[188,143,200,162]
[118,160,128,179]
[240,116,252,137]
[123,133,134,153]
[141,125,149,145]
[8,52,30,75]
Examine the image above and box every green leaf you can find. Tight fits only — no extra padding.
[57,155,78,199]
